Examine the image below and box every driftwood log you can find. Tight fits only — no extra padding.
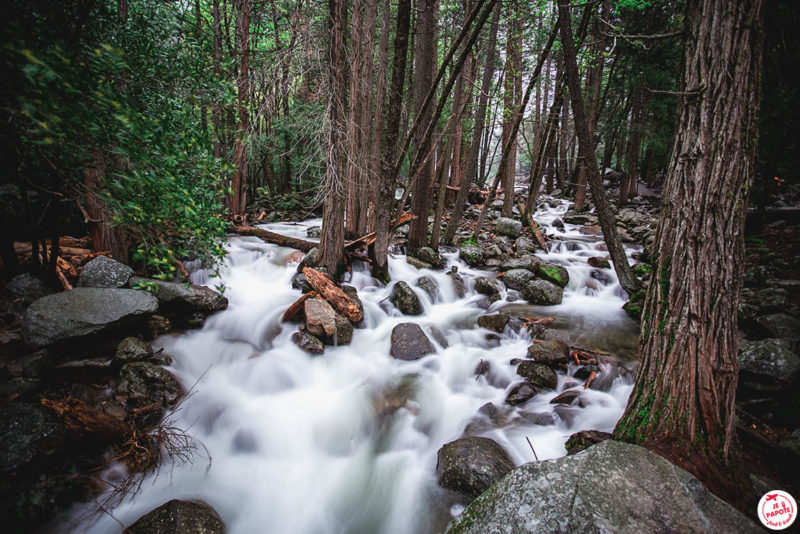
[302,267,362,323]
[281,291,318,322]
[231,226,317,252]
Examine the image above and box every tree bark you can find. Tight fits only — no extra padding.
[230,0,251,215]
[501,1,522,217]
[612,0,764,508]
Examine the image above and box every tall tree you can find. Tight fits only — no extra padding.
[230,0,251,215]
[613,0,764,506]
[500,1,522,217]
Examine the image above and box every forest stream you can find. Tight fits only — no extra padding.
[74,198,639,534]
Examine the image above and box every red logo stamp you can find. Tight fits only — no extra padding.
[758,490,797,530]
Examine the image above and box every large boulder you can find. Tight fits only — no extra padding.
[390,281,423,316]
[417,247,444,268]
[754,313,800,348]
[459,245,485,268]
[516,361,558,389]
[390,323,434,360]
[474,277,500,296]
[501,258,537,271]
[77,255,133,288]
[534,262,570,288]
[527,339,569,366]
[130,277,227,316]
[0,403,64,473]
[436,437,515,499]
[738,338,800,394]
[477,313,509,333]
[502,269,536,291]
[521,280,563,305]
[445,440,760,534]
[415,276,440,302]
[128,499,225,534]
[495,217,523,238]
[22,288,158,348]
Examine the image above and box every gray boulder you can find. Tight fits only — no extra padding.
[117,362,182,409]
[474,277,500,296]
[417,247,443,268]
[0,403,64,473]
[527,339,569,366]
[562,211,598,225]
[534,263,570,288]
[502,269,536,291]
[477,313,509,333]
[390,323,434,360]
[304,298,336,339]
[495,217,523,238]
[738,338,800,394]
[415,276,440,302]
[515,236,536,253]
[449,272,467,298]
[505,381,538,405]
[297,247,319,273]
[130,278,227,316]
[114,337,153,363]
[459,245,485,267]
[445,440,760,534]
[390,281,423,315]
[436,437,515,499]
[521,280,563,305]
[22,288,158,348]
[6,273,53,303]
[77,255,133,288]
[754,313,800,348]
[516,361,558,389]
[406,256,432,270]
[501,258,537,272]
[128,499,226,534]
[291,331,325,355]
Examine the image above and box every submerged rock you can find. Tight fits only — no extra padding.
[449,271,467,298]
[22,288,158,348]
[127,499,226,534]
[436,437,515,499]
[521,279,563,305]
[444,440,760,534]
[291,331,325,355]
[415,276,440,302]
[390,281,423,316]
[390,323,434,360]
[77,255,133,288]
[505,381,538,405]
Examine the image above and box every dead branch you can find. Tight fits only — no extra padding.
[281,291,318,322]
[302,267,362,323]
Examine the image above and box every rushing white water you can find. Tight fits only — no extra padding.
[74,198,639,534]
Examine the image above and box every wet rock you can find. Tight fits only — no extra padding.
[515,236,536,253]
[146,315,172,339]
[341,285,364,321]
[738,338,800,394]
[130,278,228,316]
[519,411,555,426]
[501,269,536,291]
[483,244,503,258]
[127,499,226,534]
[459,245,485,267]
[297,247,319,273]
[406,256,432,270]
[0,377,42,397]
[474,359,491,378]
[754,314,800,348]
[562,211,598,225]
[448,272,467,298]
[521,280,563,305]
[590,268,613,285]
[22,288,158,348]
[291,273,313,293]
[527,339,569,366]
[755,287,789,314]
[505,381,538,405]
[417,247,443,268]
[291,331,325,355]
[304,298,336,338]
[477,313,509,332]
[565,430,612,455]
[501,257,537,272]
[436,437,515,499]
[390,323,434,361]
[390,281,423,316]
[474,277,500,295]
[0,403,64,473]
[579,225,602,236]
[77,255,133,288]
[494,217,523,238]
[429,326,449,348]
[117,362,182,410]
[552,218,565,230]
[114,337,153,363]
[550,390,582,405]
[6,273,53,303]
[330,314,353,346]
[444,440,760,534]
[472,294,501,310]
[587,256,610,269]
[306,226,321,238]
[415,276,440,302]
[516,361,558,389]
[6,349,52,378]
[534,263,569,288]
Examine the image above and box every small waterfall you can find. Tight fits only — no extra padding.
[75,199,640,534]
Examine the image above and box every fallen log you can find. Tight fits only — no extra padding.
[583,370,597,390]
[232,226,317,252]
[281,291,317,322]
[56,265,73,291]
[519,203,548,251]
[344,212,416,250]
[302,267,362,323]
[41,397,132,441]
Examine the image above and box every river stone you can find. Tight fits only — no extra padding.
[0,403,64,472]
[417,247,443,268]
[495,217,523,238]
[459,245,484,267]
[292,273,313,293]
[291,331,325,355]
[505,381,538,405]
[449,272,467,298]
[146,314,172,339]
[515,236,536,253]
[130,277,228,316]
[390,281,423,316]
[329,314,353,346]
[444,440,760,534]
[128,499,226,534]
[534,262,569,288]
[516,361,558,389]
[415,276,440,302]
[117,362,182,409]
[341,285,363,322]
[518,411,555,426]
[551,218,565,230]
[565,430,612,455]
[502,269,536,291]
[562,211,598,225]
[114,337,153,363]
[390,323,434,360]
[738,338,800,393]
[436,437,515,499]
[306,226,321,238]
[304,298,337,338]
[6,273,53,303]
[22,288,158,348]
[477,313,509,332]
[521,280,563,305]
[501,257,537,272]
[754,313,800,347]
[756,287,789,314]
[587,256,610,269]
[77,255,133,288]
[527,339,569,366]
[297,247,319,273]
[474,277,500,296]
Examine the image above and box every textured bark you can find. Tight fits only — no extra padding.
[557,0,639,296]
[303,267,362,323]
[230,0,251,215]
[613,0,764,506]
[501,1,522,217]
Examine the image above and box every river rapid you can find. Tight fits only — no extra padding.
[75,198,640,534]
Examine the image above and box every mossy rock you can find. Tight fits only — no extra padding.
[535,263,569,288]
[623,289,645,320]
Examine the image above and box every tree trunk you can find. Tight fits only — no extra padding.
[556,0,639,295]
[612,0,764,508]
[230,0,251,215]
[501,2,522,217]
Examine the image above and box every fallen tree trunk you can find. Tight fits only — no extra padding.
[41,398,132,441]
[520,203,548,251]
[345,212,415,250]
[232,226,317,252]
[302,267,362,323]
